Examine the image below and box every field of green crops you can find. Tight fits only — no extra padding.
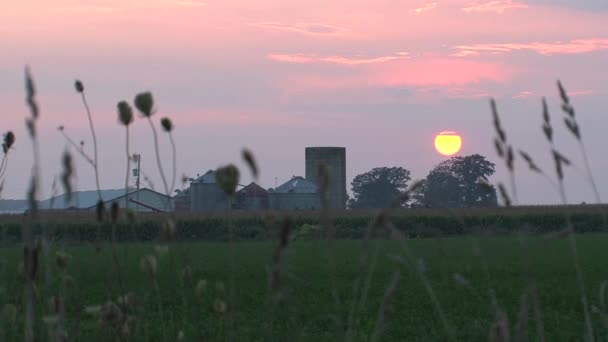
[1,234,608,341]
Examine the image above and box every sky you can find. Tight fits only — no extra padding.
[1,0,608,204]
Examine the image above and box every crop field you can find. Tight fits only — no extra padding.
[1,232,608,341]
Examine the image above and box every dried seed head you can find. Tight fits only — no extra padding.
[26,118,36,138]
[25,67,39,119]
[161,218,176,240]
[216,164,240,196]
[498,183,511,207]
[518,150,541,173]
[134,92,154,117]
[494,138,504,158]
[490,99,507,143]
[488,310,511,342]
[25,67,36,98]
[160,117,173,132]
[213,298,227,314]
[100,301,123,329]
[85,305,102,316]
[96,200,105,223]
[117,101,134,126]
[195,279,208,298]
[110,202,119,224]
[453,273,471,288]
[179,266,193,280]
[3,131,15,153]
[154,245,169,257]
[542,97,550,123]
[116,292,137,310]
[74,80,84,93]
[542,124,553,143]
[564,117,581,140]
[139,255,157,278]
[215,281,225,294]
[61,151,73,202]
[552,150,571,180]
[241,148,258,179]
[505,145,514,171]
[55,251,71,269]
[557,80,570,106]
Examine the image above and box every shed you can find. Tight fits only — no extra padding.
[268,176,320,211]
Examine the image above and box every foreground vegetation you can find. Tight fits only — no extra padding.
[1,235,608,341]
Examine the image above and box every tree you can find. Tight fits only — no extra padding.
[414,154,497,208]
[349,167,411,209]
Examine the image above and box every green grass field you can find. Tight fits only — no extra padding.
[1,235,608,341]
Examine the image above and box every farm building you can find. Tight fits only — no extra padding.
[305,147,347,210]
[234,182,268,211]
[174,187,191,212]
[268,176,320,211]
[37,188,174,212]
[190,170,231,212]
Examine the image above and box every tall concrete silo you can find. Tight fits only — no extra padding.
[190,169,231,212]
[305,147,346,210]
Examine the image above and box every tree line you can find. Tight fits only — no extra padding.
[348,154,497,209]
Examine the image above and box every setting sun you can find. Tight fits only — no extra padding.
[434,131,462,156]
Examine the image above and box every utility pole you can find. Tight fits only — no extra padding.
[133,154,141,211]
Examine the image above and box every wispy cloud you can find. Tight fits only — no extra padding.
[176,0,207,7]
[569,89,595,97]
[453,38,608,56]
[513,90,533,99]
[412,2,438,15]
[374,59,510,86]
[462,0,528,14]
[254,22,346,36]
[60,4,121,13]
[268,53,410,65]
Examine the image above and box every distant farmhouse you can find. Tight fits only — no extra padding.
[38,188,174,212]
[178,147,347,213]
[0,147,346,215]
[0,188,174,214]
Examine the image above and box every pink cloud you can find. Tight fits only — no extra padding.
[253,22,346,36]
[268,53,410,65]
[412,3,438,15]
[462,0,528,14]
[454,38,608,56]
[176,0,207,7]
[569,89,595,97]
[374,59,511,86]
[512,91,533,99]
[276,58,510,105]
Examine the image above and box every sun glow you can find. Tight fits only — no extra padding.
[434,131,462,156]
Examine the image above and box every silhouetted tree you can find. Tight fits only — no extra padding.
[413,154,497,208]
[349,167,411,209]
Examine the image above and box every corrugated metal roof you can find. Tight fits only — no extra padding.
[272,176,318,194]
[237,182,268,197]
[39,189,134,210]
[191,169,216,184]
